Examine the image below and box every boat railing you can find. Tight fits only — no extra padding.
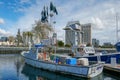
[89,61,98,65]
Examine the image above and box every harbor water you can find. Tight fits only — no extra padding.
[0,53,119,80]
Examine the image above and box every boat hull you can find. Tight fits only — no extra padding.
[21,52,104,78]
[75,53,120,63]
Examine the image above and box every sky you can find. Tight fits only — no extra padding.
[0,0,120,45]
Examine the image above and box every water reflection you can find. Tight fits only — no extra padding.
[0,54,23,80]
[21,64,103,80]
[103,73,120,80]
[14,54,23,78]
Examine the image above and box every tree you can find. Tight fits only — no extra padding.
[22,32,27,46]
[65,44,71,47]
[8,36,15,45]
[16,29,22,46]
[26,31,33,42]
[32,20,53,43]
[22,31,33,46]
[86,43,91,46]
[58,40,64,47]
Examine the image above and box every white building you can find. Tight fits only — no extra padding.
[64,21,82,46]
[64,21,92,46]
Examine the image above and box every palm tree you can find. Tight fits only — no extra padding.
[16,29,22,46]
[26,31,33,44]
[8,36,15,45]
[22,32,26,46]
[22,31,33,46]
[32,20,53,43]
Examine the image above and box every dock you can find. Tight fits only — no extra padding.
[0,47,29,54]
[104,64,120,76]
[0,47,70,54]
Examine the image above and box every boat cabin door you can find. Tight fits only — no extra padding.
[77,47,85,56]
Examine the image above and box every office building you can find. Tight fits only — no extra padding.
[92,38,99,47]
[81,23,92,45]
[64,21,82,46]
[64,21,92,46]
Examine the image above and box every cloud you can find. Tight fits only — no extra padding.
[2,0,120,44]
[91,17,104,30]
[6,0,34,13]
[0,28,11,36]
[20,0,30,4]
[0,18,4,24]
[10,0,43,33]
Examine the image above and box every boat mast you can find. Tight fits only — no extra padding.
[116,12,119,42]
[49,2,58,64]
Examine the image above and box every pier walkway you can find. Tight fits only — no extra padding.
[0,47,117,54]
[0,47,29,54]
[104,64,120,76]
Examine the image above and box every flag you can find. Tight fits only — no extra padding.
[46,6,48,16]
[41,10,44,16]
[41,10,44,22]
[50,2,58,15]
[43,6,46,17]
[41,6,48,22]
[53,6,58,15]
[50,2,54,11]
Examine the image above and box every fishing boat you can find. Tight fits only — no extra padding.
[21,43,104,78]
[22,64,103,80]
[71,45,120,64]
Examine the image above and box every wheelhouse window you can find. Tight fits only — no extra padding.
[38,48,42,53]
[31,48,37,53]
[77,48,83,52]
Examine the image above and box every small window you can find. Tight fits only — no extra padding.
[77,48,80,51]
[77,48,83,52]
[89,54,94,55]
[38,48,42,53]
[31,48,37,53]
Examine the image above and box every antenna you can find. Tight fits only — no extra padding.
[116,12,119,42]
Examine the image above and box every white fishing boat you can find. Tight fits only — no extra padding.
[71,45,120,64]
[21,43,104,78]
[71,45,100,56]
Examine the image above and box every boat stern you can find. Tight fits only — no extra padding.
[87,62,104,78]
[21,51,29,57]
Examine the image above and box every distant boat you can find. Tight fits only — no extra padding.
[21,43,104,78]
[71,45,120,64]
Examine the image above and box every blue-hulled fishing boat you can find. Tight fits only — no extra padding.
[72,45,120,64]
